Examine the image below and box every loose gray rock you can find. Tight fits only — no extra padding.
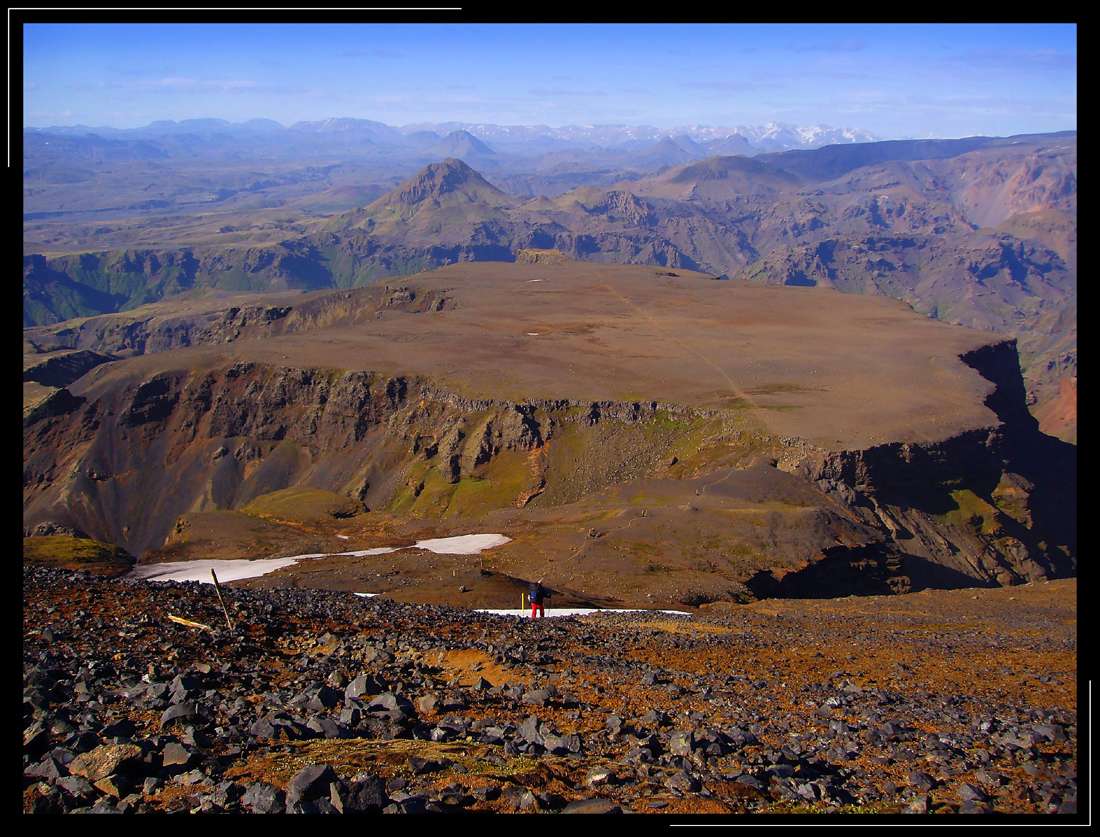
[67,743,143,782]
[907,770,936,791]
[669,729,696,756]
[56,774,97,802]
[416,693,440,714]
[408,756,445,775]
[345,674,381,701]
[333,773,389,813]
[585,766,618,787]
[562,797,623,814]
[161,741,194,768]
[668,770,701,793]
[286,763,338,804]
[522,688,553,706]
[242,782,286,814]
[957,782,986,802]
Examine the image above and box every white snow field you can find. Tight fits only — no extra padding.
[413,534,511,554]
[123,535,690,616]
[126,535,510,584]
[475,608,692,618]
[128,556,305,584]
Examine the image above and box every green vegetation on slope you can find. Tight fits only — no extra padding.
[23,536,135,577]
[241,486,366,523]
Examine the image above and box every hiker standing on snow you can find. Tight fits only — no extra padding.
[529,580,546,618]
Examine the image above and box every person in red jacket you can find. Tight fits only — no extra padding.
[529,580,546,618]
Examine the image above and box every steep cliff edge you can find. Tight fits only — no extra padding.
[22,265,1074,603]
[776,339,1075,589]
[22,358,758,557]
[22,336,1074,601]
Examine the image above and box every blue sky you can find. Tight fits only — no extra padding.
[23,22,1077,138]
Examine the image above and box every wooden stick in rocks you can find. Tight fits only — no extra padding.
[167,613,213,632]
[211,569,234,632]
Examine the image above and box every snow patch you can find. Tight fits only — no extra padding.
[477,608,692,618]
[128,558,304,585]
[414,534,511,554]
[127,535,509,584]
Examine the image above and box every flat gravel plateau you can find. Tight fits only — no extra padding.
[62,261,1003,451]
[23,567,1078,818]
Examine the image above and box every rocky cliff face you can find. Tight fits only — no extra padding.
[22,330,1074,596]
[776,340,1075,589]
[24,280,456,359]
[22,361,650,557]
[26,304,291,357]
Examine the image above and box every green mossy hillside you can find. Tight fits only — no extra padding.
[241,486,366,523]
[23,536,134,577]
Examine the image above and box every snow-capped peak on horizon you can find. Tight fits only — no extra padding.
[415,121,879,151]
[25,116,882,152]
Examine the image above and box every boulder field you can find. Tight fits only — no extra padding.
[23,567,1078,816]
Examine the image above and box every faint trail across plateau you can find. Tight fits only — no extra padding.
[595,274,757,410]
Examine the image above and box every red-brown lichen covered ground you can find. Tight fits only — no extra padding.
[23,566,1078,818]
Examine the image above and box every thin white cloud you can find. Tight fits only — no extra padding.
[155,77,260,90]
[946,47,1076,71]
[679,80,783,92]
[529,87,608,97]
[108,77,264,95]
[786,39,868,53]
[340,49,404,59]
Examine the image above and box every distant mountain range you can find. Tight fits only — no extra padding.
[392,120,879,151]
[24,117,878,156]
[22,127,1077,441]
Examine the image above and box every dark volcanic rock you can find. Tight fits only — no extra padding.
[21,566,1079,818]
[562,797,623,814]
[67,743,143,783]
[242,782,285,814]
[286,763,337,805]
[333,773,389,813]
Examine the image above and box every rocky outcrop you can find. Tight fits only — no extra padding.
[23,387,86,428]
[22,329,1073,593]
[23,350,116,388]
[515,248,569,266]
[25,305,292,358]
[587,191,657,227]
[746,544,908,599]
[23,362,678,557]
[776,340,1075,589]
